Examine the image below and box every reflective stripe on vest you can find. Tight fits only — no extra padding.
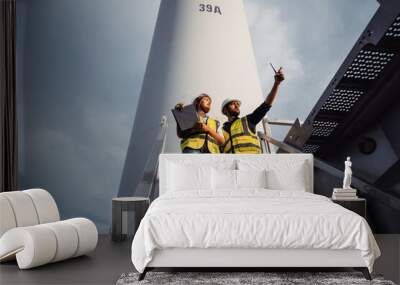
[180,118,220,153]
[222,117,261,154]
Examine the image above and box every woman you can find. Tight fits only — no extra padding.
[175,94,225,153]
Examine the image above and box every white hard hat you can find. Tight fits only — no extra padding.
[221,98,241,114]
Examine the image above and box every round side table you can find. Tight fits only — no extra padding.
[112,197,149,242]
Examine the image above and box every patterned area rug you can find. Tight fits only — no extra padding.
[116,272,395,285]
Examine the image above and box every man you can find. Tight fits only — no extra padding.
[175,94,225,153]
[221,68,285,154]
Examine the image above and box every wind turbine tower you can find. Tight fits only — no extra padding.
[119,0,264,196]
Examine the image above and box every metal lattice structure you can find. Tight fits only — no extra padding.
[284,0,400,156]
[281,0,400,233]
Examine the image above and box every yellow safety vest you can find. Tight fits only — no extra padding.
[222,116,261,154]
[180,118,220,153]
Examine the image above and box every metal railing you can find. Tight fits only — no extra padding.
[133,116,168,201]
[257,120,400,212]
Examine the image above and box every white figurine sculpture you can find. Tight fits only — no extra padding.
[343,157,353,189]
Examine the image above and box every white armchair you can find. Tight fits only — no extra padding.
[0,189,98,269]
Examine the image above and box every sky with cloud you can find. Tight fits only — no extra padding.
[17,0,379,231]
[245,0,378,138]
[108,0,379,139]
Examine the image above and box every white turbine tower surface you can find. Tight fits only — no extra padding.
[119,0,264,197]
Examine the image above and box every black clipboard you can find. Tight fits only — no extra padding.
[171,104,199,131]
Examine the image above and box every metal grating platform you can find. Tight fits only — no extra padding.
[321,89,364,113]
[344,50,394,80]
[311,121,339,137]
[302,144,320,153]
[280,0,400,235]
[283,3,400,155]
[385,16,400,38]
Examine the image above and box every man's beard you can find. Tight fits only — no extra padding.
[228,109,240,117]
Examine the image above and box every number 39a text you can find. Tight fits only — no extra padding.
[199,4,222,15]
